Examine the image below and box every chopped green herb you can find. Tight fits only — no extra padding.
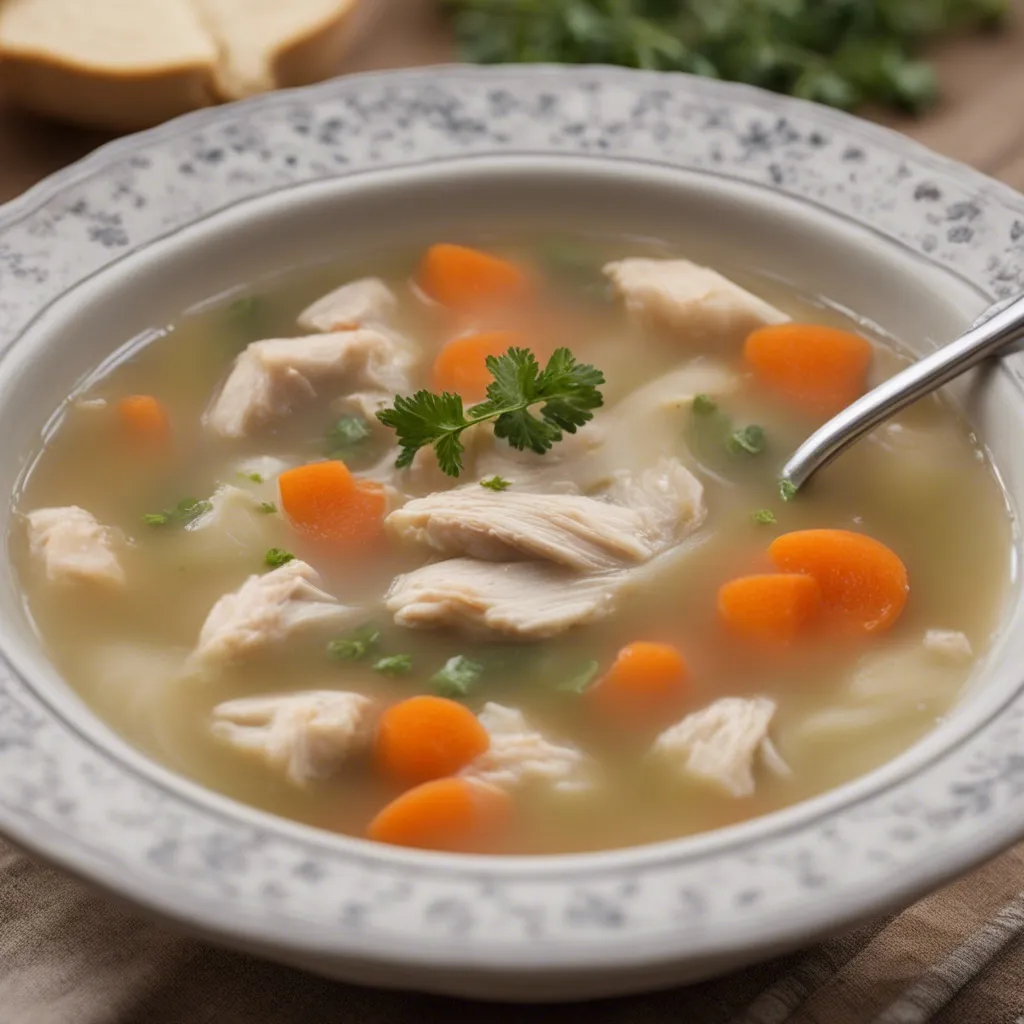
[444,0,1006,114]
[727,424,767,456]
[692,394,718,415]
[378,346,605,477]
[328,626,381,662]
[142,497,212,528]
[753,508,777,525]
[779,479,799,502]
[238,471,264,483]
[431,655,484,698]
[557,660,601,695]
[258,501,278,514]
[374,654,413,676]
[480,475,511,492]
[327,415,373,455]
[264,548,295,568]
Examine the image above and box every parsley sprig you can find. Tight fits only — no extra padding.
[377,347,605,477]
[143,497,212,528]
[444,0,1007,114]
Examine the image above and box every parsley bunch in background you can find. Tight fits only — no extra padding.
[445,0,1007,113]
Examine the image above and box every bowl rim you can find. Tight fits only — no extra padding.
[2,63,1024,986]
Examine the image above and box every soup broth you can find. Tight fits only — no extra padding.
[12,235,1012,855]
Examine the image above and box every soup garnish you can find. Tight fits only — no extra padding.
[13,238,1010,855]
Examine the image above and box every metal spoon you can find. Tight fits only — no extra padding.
[780,295,1024,493]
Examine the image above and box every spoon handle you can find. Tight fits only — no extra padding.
[780,295,1024,491]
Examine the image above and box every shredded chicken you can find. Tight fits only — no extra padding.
[27,506,125,587]
[387,457,704,572]
[604,258,788,345]
[386,558,623,639]
[211,691,377,787]
[204,328,415,439]
[192,560,360,670]
[297,278,397,333]
[464,703,593,795]
[649,696,788,798]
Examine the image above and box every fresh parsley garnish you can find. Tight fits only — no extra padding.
[779,479,799,502]
[238,471,264,483]
[374,654,413,676]
[327,415,372,456]
[258,501,278,514]
[377,347,605,477]
[226,295,266,340]
[480,475,511,492]
[557,660,601,695]
[142,497,212,528]
[264,548,295,568]
[431,655,484,698]
[692,394,717,415]
[328,626,381,662]
[727,425,766,456]
[753,508,777,525]
[445,0,1006,114]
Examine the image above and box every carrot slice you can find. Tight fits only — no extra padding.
[589,641,689,727]
[744,323,873,415]
[375,695,490,787]
[717,573,822,644]
[278,461,386,548]
[769,529,908,635]
[432,331,522,399]
[116,395,170,448]
[419,244,530,311]
[366,777,511,853]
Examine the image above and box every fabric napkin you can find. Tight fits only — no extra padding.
[1,836,1021,1024]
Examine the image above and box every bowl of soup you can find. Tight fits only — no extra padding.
[0,66,1023,1000]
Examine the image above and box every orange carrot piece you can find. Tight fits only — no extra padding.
[589,641,689,727]
[419,244,530,310]
[278,461,386,548]
[116,395,170,448]
[375,695,490,787]
[768,529,908,635]
[366,777,511,853]
[717,573,822,644]
[744,323,873,415]
[432,330,522,399]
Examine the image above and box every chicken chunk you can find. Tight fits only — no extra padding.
[192,560,360,670]
[604,258,788,345]
[923,629,973,664]
[464,703,593,795]
[27,506,125,587]
[649,696,788,798]
[172,485,279,567]
[211,691,377,787]
[204,328,416,439]
[297,278,397,333]
[386,559,622,639]
[793,632,973,745]
[386,458,704,573]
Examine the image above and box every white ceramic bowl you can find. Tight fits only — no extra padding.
[1,66,1023,1002]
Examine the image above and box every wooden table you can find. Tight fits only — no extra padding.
[1,0,1023,204]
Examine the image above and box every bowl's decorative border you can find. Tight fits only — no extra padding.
[1,66,1023,975]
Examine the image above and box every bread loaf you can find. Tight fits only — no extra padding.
[0,0,365,131]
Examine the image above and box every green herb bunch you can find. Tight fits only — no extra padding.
[445,0,1006,113]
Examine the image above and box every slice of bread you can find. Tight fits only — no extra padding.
[0,0,367,131]
[0,0,219,131]
[193,0,364,100]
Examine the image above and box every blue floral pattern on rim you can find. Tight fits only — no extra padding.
[0,66,1023,995]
